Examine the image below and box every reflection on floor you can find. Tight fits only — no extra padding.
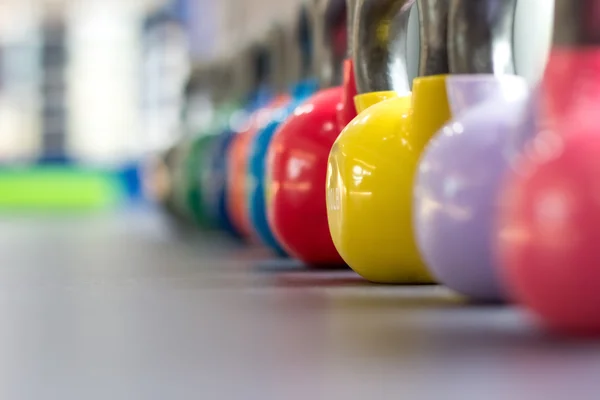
[0,208,599,399]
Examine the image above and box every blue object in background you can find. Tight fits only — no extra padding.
[201,87,273,237]
[202,129,240,237]
[247,79,319,256]
[118,162,144,203]
[246,87,273,115]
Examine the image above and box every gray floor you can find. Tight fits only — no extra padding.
[1,208,599,400]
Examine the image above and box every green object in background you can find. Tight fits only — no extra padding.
[184,134,217,227]
[0,167,124,210]
[177,102,240,228]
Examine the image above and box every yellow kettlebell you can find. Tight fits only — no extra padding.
[326,0,452,283]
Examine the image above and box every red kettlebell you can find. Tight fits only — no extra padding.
[496,24,600,336]
[266,0,357,266]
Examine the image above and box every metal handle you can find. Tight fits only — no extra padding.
[286,1,318,84]
[448,0,517,75]
[419,0,451,76]
[185,63,212,100]
[208,62,233,104]
[267,23,288,94]
[346,0,358,58]
[231,40,270,101]
[553,0,600,46]
[353,0,450,95]
[353,0,416,94]
[184,61,228,106]
[295,3,316,81]
[312,0,349,87]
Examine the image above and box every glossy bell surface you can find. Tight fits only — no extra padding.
[414,75,529,301]
[325,0,450,283]
[261,0,351,266]
[496,48,600,335]
[266,87,347,266]
[182,134,217,228]
[202,124,243,237]
[327,76,451,282]
[182,104,236,229]
[248,80,319,255]
[227,92,284,240]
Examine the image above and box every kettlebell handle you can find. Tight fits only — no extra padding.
[184,63,213,102]
[231,40,270,102]
[266,23,289,94]
[448,0,517,75]
[353,0,414,94]
[353,0,450,95]
[553,0,600,46]
[311,0,350,87]
[419,0,451,76]
[291,3,316,82]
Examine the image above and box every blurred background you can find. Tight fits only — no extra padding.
[0,0,554,211]
[0,0,303,209]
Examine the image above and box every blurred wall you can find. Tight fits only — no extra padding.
[0,0,559,164]
[0,0,41,162]
[76,0,557,159]
[205,0,305,60]
[67,0,144,165]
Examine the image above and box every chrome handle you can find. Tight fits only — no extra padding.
[353,0,451,95]
[285,2,317,84]
[448,0,517,75]
[208,62,233,104]
[353,0,416,94]
[418,0,451,76]
[267,23,288,93]
[346,0,359,58]
[232,40,269,101]
[553,0,600,45]
[185,63,212,98]
[297,3,316,81]
[312,0,349,87]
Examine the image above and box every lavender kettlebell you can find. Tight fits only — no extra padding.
[414,74,532,301]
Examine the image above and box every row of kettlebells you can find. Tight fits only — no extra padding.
[147,0,600,335]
